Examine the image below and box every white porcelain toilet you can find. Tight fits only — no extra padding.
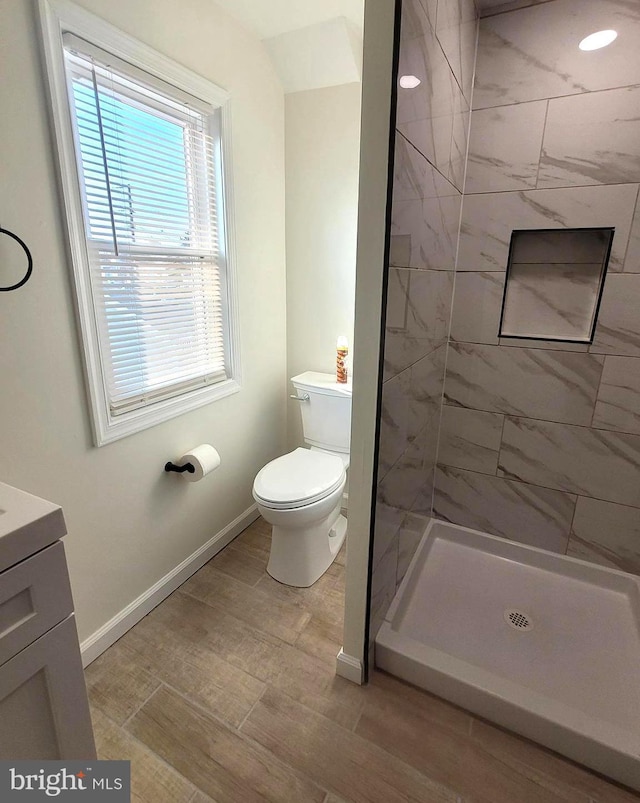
[252,372,351,587]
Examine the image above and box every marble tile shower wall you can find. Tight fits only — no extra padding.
[370,0,477,640]
[435,0,640,576]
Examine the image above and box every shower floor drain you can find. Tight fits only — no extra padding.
[504,608,534,631]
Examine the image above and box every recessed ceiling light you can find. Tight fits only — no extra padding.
[579,29,618,51]
[399,75,421,89]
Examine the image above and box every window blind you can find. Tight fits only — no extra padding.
[63,37,229,414]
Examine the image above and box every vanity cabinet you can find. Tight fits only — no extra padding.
[0,483,96,760]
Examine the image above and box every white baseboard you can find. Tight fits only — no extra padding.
[336,647,364,684]
[80,504,260,666]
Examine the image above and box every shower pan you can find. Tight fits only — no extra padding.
[376,520,640,791]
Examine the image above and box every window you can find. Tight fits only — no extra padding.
[39,1,239,444]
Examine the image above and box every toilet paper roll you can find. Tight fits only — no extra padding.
[179,444,221,482]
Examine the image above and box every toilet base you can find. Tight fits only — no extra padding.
[266,505,347,587]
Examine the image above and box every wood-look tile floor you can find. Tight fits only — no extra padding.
[85,517,640,803]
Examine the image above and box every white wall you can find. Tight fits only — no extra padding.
[0,0,286,643]
[285,82,361,447]
[339,0,397,681]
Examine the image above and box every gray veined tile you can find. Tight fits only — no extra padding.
[379,369,414,478]
[538,86,640,189]
[478,0,554,18]
[498,417,640,508]
[457,184,638,273]
[393,133,449,203]
[472,0,640,110]
[396,3,456,123]
[391,180,462,271]
[624,189,640,273]
[396,512,429,588]
[435,0,477,102]
[378,415,440,514]
[379,347,446,477]
[498,337,589,353]
[590,274,640,357]
[409,345,447,426]
[450,271,504,345]
[389,141,462,271]
[369,535,399,640]
[444,343,604,426]
[448,88,470,192]
[465,101,547,194]
[438,405,504,475]
[384,268,453,380]
[397,118,454,184]
[592,356,640,435]
[510,228,612,264]
[433,465,575,553]
[401,0,437,39]
[500,262,604,342]
[372,502,404,572]
[396,3,458,164]
[568,497,640,575]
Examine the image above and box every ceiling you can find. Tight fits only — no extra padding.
[211,0,364,93]
[210,0,364,40]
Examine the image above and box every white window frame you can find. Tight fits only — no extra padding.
[38,0,241,446]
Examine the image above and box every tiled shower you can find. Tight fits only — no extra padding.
[370,0,640,639]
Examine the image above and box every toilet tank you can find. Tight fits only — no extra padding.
[291,372,352,454]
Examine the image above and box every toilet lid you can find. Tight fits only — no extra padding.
[253,448,345,508]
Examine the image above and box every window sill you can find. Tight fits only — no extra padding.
[94,377,241,446]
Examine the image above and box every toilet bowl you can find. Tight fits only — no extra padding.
[252,372,352,587]
[253,447,348,587]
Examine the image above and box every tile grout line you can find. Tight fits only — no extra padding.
[161,683,328,800]
[251,569,268,588]
[120,683,164,730]
[495,412,508,476]
[533,99,550,189]
[588,355,607,430]
[236,688,266,733]
[178,581,310,647]
[472,79,640,113]
[618,184,640,270]
[564,491,580,557]
[94,698,203,798]
[350,697,368,734]
[395,128,463,197]
[436,398,640,438]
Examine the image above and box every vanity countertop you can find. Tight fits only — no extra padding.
[0,482,67,573]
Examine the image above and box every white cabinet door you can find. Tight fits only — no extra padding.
[0,542,73,665]
[0,616,96,760]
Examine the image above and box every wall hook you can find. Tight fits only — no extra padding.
[0,227,33,292]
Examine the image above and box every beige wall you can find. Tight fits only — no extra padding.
[0,0,286,643]
[285,83,361,448]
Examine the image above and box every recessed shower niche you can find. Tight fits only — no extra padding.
[498,228,614,343]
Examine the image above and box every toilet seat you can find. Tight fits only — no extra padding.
[253,447,345,510]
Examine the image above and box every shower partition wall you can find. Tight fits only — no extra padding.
[368,0,640,788]
[370,0,640,642]
[370,0,477,640]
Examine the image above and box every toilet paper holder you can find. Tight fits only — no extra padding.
[164,461,195,474]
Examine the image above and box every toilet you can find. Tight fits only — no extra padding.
[252,372,351,587]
